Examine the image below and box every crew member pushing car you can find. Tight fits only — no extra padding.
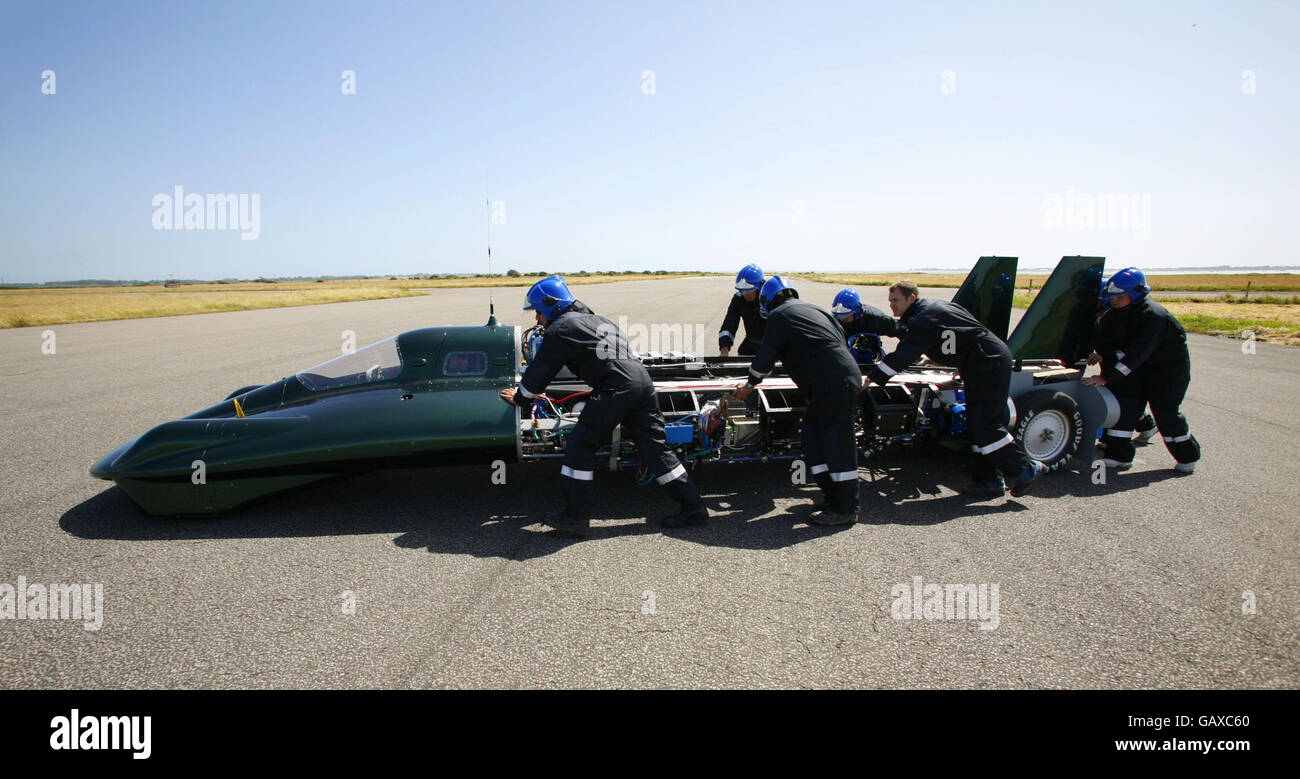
[500,275,709,535]
[732,276,862,525]
[863,280,1044,498]
[1087,280,1157,446]
[719,263,767,356]
[1082,267,1200,473]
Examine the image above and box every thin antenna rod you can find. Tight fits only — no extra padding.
[485,175,494,319]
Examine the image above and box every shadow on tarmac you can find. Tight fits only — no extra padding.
[60,450,1187,559]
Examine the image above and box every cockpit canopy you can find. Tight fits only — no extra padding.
[296,337,402,391]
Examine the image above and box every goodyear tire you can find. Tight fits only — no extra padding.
[1012,390,1082,473]
[224,384,263,400]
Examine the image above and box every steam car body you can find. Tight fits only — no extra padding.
[92,256,1123,515]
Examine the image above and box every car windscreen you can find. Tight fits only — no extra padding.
[295,337,402,391]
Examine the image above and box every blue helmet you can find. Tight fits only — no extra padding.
[1103,267,1150,301]
[758,275,798,317]
[735,263,765,291]
[831,288,862,318]
[523,274,576,321]
[1099,276,1113,309]
[848,332,884,364]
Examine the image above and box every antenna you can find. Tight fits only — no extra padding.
[485,175,499,327]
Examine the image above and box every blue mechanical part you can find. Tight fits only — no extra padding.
[665,423,695,445]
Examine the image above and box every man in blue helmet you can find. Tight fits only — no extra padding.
[719,263,767,357]
[1087,280,1157,447]
[863,280,1044,499]
[732,276,862,525]
[1082,267,1200,473]
[831,288,900,364]
[499,275,709,535]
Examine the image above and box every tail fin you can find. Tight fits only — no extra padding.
[1007,256,1105,364]
[951,256,1018,340]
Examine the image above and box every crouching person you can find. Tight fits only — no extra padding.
[1082,267,1200,473]
[500,275,709,535]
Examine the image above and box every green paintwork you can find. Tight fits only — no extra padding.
[950,256,1018,340]
[1007,256,1105,364]
[91,323,520,515]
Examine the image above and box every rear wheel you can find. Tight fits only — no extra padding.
[1013,390,1083,472]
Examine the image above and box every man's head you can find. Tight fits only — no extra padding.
[831,288,862,324]
[735,263,765,301]
[1103,267,1148,310]
[887,280,919,317]
[523,274,576,324]
[758,275,798,317]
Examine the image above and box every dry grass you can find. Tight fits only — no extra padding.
[797,272,1300,292]
[1,287,424,328]
[0,273,708,328]
[1012,292,1300,345]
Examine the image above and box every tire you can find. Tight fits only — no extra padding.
[1012,390,1083,473]
[224,384,263,401]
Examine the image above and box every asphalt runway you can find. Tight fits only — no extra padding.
[1,277,1296,688]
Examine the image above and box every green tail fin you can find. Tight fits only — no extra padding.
[951,256,1018,340]
[1007,256,1105,364]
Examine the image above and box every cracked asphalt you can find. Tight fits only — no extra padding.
[2,276,1296,688]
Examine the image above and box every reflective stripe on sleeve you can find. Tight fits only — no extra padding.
[656,463,687,485]
[810,464,829,475]
[1106,429,1133,438]
[719,331,733,341]
[519,384,539,399]
[560,465,594,481]
[829,470,858,482]
[1163,433,1193,443]
[977,434,1014,454]
[1115,350,1125,360]
[877,362,898,377]
[1115,362,1131,376]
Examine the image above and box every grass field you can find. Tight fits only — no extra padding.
[7,271,1300,344]
[1011,292,1300,345]
[0,273,705,328]
[796,272,1300,292]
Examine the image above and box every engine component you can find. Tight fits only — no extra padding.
[724,419,762,449]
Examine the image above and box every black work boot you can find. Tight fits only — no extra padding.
[544,477,592,536]
[661,474,709,528]
[811,480,858,526]
[812,471,834,508]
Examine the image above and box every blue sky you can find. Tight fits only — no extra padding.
[1,0,1297,282]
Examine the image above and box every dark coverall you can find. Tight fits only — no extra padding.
[720,292,766,355]
[1095,298,1200,466]
[843,305,900,339]
[1090,306,1156,440]
[864,298,1033,483]
[745,300,862,512]
[514,305,704,521]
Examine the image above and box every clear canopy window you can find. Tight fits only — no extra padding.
[296,337,402,390]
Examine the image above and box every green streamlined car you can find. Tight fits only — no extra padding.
[93,256,1121,515]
